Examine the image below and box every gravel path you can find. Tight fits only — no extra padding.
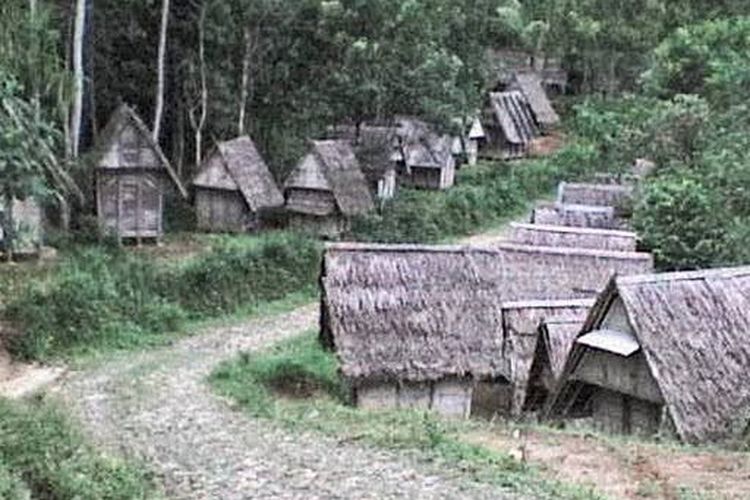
[54,304,518,499]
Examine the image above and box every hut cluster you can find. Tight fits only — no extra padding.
[321,167,750,445]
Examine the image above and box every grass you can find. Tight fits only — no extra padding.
[0,397,158,499]
[209,332,603,499]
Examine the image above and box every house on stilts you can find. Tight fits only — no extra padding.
[284,139,374,238]
[192,136,283,232]
[95,104,188,242]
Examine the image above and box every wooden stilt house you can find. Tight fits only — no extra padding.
[95,104,187,242]
[396,117,456,190]
[284,140,374,238]
[192,136,283,232]
[481,91,539,160]
[547,267,750,443]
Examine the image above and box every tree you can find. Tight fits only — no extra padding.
[153,0,171,141]
[0,72,65,260]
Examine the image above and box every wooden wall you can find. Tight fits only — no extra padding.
[97,172,163,239]
[591,387,662,437]
[355,378,476,418]
[195,188,253,232]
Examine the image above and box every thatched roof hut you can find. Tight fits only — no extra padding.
[321,242,652,416]
[501,299,594,415]
[557,182,634,212]
[95,104,187,242]
[547,267,750,443]
[532,202,624,230]
[284,140,374,238]
[510,222,637,252]
[193,136,283,232]
[509,72,560,129]
[482,91,539,160]
[395,117,457,190]
[523,317,590,413]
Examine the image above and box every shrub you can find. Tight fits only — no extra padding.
[6,232,321,360]
[0,398,154,499]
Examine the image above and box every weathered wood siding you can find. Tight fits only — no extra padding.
[591,388,662,437]
[195,188,254,232]
[572,350,663,404]
[355,378,475,418]
[98,172,163,239]
[409,165,454,191]
[377,169,397,200]
[288,212,346,239]
[285,188,337,216]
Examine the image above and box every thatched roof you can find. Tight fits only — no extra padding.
[510,72,559,127]
[193,136,283,212]
[510,222,637,252]
[539,317,588,381]
[532,202,624,230]
[488,91,538,146]
[96,104,187,199]
[548,266,750,443]
[285,140,374,216]
[320,242,652,383]
[557,182,634,208]
[502,299,594,414]
[396,117,455,170]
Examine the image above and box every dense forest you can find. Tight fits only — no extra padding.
[3,0,750,268]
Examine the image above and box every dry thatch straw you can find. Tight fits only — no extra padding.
[532,202,624,230]
[557,182,634,209]
[320,242,652,385]
[547,266,750,444]
[510,222,637,252]
[501,299,594,415]
[509,72,560,128]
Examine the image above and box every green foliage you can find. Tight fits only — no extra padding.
[643,17,750,105]
[210,332,603,499]
[6,232,321,360]
[351,147,599,244]
[0,398,155,499]
[633,176,731,270]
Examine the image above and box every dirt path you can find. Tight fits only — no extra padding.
[53,305,518,499]
[466,426,750,499]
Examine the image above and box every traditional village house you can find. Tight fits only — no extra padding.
[192,136,283,232]
[546,267,750,443]
[557,182,634,214]
[95,104,188,242]
[0,198,44,256]
[396,117,457,190]
[284,139,374,238]
[501,299,595,416]
[451,116,485,167]
[522,316,591,414]
[532,202,624,230]
[350,126,400,201]
[508,72,560,130]
[481,91,539,160]
[320,242,653,418]
[509,223,637,252]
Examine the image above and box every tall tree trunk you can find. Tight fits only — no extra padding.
[3,194,14,263]
[70,0,87,158]
[153,0,171,141]
[238,27,251,136]
[187,3,207,167]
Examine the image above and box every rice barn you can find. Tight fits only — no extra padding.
[547,267,750,444]
[284,140,374,238]
[320,242,653,418]
[192,136,283,232]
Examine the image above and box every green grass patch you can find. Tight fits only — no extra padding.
[0,397,157,499]
[4,232,321,361]
[210,333,603,499]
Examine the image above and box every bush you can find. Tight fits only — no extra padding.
[0,398,154,499]
[633,176,731,270]
[351,146,601,244]
[6,232,321,360]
